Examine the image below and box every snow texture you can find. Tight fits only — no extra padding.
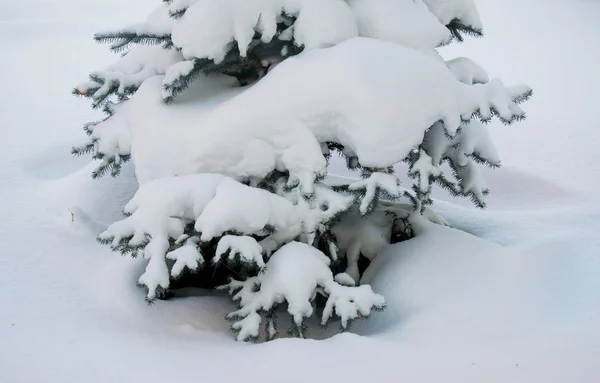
[220,242,385,341]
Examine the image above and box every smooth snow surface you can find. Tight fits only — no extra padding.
[1,0,600,382]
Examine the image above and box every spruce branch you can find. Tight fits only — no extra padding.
[90,155,130,179]
[447,18,484,43]
[94,29,172,53]
[71,138,97,157]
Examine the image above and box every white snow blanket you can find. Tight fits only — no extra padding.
[2,0,600,382]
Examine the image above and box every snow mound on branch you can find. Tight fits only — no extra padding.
[348,0,452,50]
[110,38,529,188]
[195,177,300,241]
[446,57,489,85]
[293,0,359,50]
[214,235,265,268]
[220,241,385,341]
[98,174,301,299]
[125,74,327,187]
[171,0,358,61]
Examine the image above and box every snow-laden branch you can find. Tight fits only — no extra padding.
[219,242,385,341]
[93,3,174,52]
[348,172,400,215]
[96,170,419,297]
[458,79,532,126]
[422,120,500,207]
[80,0,486,104]
[166,237,203,278]
[425,120,500,166]
[214,235,265,268]
[75,46,183,107]
[71,102,132,178]
[409,150,441,194]
[195,177,300,241]
[262,181,354,253]
[91,38,530,191]
[171,0,358,62]
[97,174,301,299]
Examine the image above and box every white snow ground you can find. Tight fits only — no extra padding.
[1,0,599,382]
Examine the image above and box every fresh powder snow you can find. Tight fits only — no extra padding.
[1,0,600,382]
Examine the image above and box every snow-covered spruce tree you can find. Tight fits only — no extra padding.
[72,0,531,341]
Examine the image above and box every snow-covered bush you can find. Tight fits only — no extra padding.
[73,0,531,341]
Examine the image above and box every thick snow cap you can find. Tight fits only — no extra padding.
[91,38,529,188]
